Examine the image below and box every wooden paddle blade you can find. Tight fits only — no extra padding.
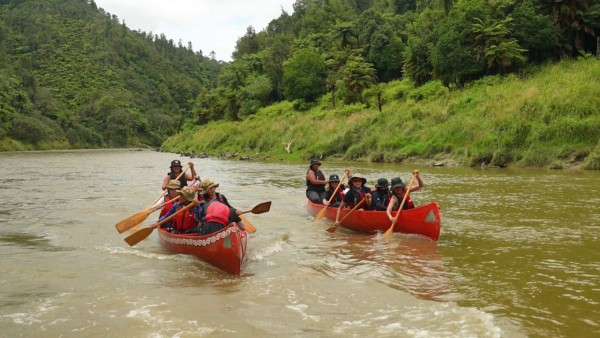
[239,215,257,233]
[250,201,271,214]
[326,225,338,233]
[115,209,152,233]
[124,227,155,246]
[382,223,395,238]
[312,207,327,222]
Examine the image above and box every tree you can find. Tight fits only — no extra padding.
[340,56,377,103]
[283,49,327,102]
[330,22,358,48]
[403,9,444,85]
[471,17,527,73]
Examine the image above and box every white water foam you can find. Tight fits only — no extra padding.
[247,240,285,262]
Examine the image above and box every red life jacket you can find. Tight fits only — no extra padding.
[171,203,197,232]
[199,193,224,204]
[205,200,230,226]
[392,194,415,211]
[159,195,175,218]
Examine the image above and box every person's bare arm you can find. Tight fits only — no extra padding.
[409,170,424,193]
[306,171,328,185]
[334,201,346,227]
[386,197,396,224]
[162,176,170,190]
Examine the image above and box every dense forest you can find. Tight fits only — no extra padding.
[192,0,600,124]
[0,0,221,149]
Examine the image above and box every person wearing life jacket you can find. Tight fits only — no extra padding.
[386,171,424,225]
[306,158,328,204]
[197,179,241,215]
[151,179,180,219]
[323,174,345,207]
[151,186,202,234]
[162,160,199,190]
[371,178,392,211]
[199,200,246,236]
[334,173,372,227]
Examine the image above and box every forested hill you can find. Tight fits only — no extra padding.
[0,0,221,150]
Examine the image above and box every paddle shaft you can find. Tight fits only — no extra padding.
[150,164,191,206]
[151,195,180,212]
[383,174,417,238]
[339,197,367,223]
[155,200,198,227]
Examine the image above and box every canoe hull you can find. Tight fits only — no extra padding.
[158,224,247,275]
[307,199,441,241]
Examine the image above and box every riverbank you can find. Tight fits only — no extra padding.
[162,58,600,169]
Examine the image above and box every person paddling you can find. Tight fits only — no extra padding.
[386,171,424,223]
[306,158,328,204]
[151,186,202,234]
[162,160,199,190]
[197,179,241,215]
[372,178,392,211]
[334,173,372,227]
[152,179,180,218]
[323,173,345,207]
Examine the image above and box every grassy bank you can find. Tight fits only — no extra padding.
[162,58,600,169]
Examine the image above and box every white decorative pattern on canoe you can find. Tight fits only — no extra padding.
[159,227,238,247]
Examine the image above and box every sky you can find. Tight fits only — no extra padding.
[95,0,295,62]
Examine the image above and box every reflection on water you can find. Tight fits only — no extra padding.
[0,150,598,337]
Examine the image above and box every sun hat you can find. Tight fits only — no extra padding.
[166,180,180,189]
[349,173,367,185]
[170,160,182,168]
[328,174,340,182]
[310,158,321,167]
[200,179,219,195]
[375,178,389,188]
[390,177,407,192]
[177,186,196,202]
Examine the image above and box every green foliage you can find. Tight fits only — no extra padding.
[164,59,600,169]
[283,49,327,102]
[0,0,220,149]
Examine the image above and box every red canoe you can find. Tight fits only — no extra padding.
[307,199,441,241]
[158,224,247,275]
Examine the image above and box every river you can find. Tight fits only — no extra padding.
[0,149,598,338]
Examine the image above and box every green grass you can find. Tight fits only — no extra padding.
[163,58,600,168]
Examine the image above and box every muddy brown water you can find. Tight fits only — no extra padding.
[0,150,598,337]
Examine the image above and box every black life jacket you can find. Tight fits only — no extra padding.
[347,187,369,209]
[391,194,415,211]
[374,189,392,211]
[306,169,326,193]
[169,171,187,188]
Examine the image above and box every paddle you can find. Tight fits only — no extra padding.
[237,201,271,233]
[115,165,190,233]
[313,171,349,222]
[239,215,256,233]
[239,201,272,215]
[326,196,368,233]
[119,196,182,233]
[382,173,417,239]
[124,200,198,246]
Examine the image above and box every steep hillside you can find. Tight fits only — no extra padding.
[0,0,221,150]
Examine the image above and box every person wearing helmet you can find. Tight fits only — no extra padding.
[334,173,372,227]
[151,186,202,234]
[162,160,199,190]
[306,158,328,204]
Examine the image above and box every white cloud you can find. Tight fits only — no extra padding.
[95,0,295,61]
